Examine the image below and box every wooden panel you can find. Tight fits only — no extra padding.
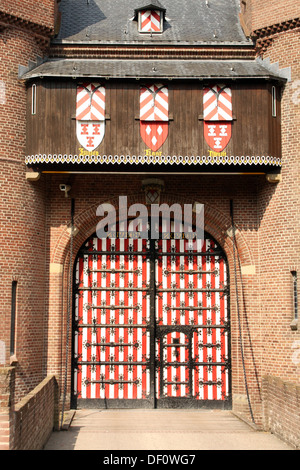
[26,79,282,163]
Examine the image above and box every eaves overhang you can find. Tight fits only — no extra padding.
[20,58,286,82]
[51,39,254,47]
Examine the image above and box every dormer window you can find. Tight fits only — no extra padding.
[134,2,166,34]
[139,10,163,33]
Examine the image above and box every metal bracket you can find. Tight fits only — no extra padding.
[266,173,282,184]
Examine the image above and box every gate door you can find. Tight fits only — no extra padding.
[72,229,230,409]
[72,234,152,408]
[155,236,230,407]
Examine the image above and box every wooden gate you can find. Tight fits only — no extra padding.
[72,226,230,409]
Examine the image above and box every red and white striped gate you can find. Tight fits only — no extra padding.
[72,226,230,409]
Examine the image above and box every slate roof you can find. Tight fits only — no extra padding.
[20,1,286,82]
[54,0,251,45]
[20,58,286,81]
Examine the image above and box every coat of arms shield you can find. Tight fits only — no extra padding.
[204,122,232,152]
[140,84,169,151]
[76,121,105,152]
[140,121,169,152]
[76,83,105,152]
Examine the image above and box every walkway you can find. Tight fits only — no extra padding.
[44,409,294,451]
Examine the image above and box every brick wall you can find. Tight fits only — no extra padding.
[1,0,56,29]
[0,367,59,450]
[0,5,53,403]
[0,25,48,402]
[0,370,59,450]
[262,376,300,449]
[250,0,299,31]
[257,27,300,387]
[240,0,300,443]
[12,374,59,450]
[0,367,15,450]
[240,0,300,33]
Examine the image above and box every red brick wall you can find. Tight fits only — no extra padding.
[250,0,299,31]
[240,0,299,32]
[1,0,55,29]
[12,374,59,450]
[257,27,300,387]
[0,369,58,450]
[240,0,300,441]
[0,367,14,450]
[0,14,52,401]
[262,376,300,448]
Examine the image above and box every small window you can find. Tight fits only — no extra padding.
[10,281,17,357]
[31,84,37,115]
[139,10,163,33]
[292,271,298,321]
[272,86,277,117]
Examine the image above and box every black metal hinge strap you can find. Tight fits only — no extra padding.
[157,288,227,293]
[198,380,223,386]
[86,268,142,275]
[164,305,218,312]
[87,305,141,310]
[193,361,229,367]
[155,323,229,330]
[159,361,228,366]
[78,324,149,328]
[84,379,141,385]
[164,269,219,275]
[78,361,149,366]
[84,342,140,348]
[78,287,149,292]
[80,250,149,256]
[197,342,222,348]
[163,381,189,385]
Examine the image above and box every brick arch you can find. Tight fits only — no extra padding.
[52,192,254,272]
[202,201,254,268]
[50,191,255,407]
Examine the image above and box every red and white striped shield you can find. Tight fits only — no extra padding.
[76,83,105,151]
[203,84,232,121]
[140,84,169,151]
[140,10,162,32]
[204,122,232,152]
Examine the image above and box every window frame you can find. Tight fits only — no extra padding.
[31,83,37,115]
[10,281,18,357]
[138,10,164,34]
[272,85,277,118]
